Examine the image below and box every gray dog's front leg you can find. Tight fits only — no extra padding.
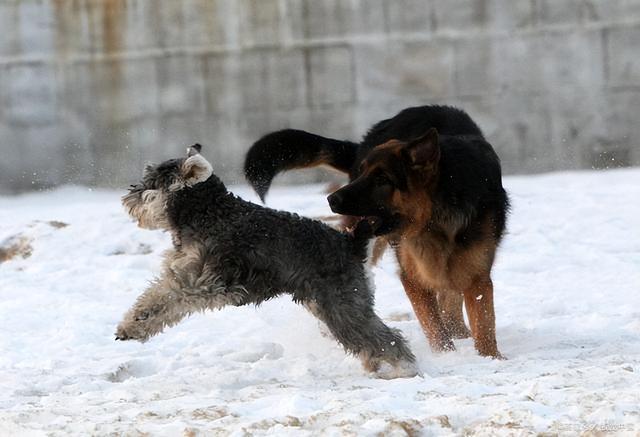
[115,274,246,342]
[116,279,194,342]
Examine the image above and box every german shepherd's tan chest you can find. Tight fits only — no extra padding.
[395,226,495,292]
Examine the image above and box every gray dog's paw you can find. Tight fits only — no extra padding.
[114,321,150,343]
[375,360,422,379]
[114,325,132,341]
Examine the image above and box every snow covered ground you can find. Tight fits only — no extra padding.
[1,168,639,436]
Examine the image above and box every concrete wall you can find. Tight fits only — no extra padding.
[1,0,639,193]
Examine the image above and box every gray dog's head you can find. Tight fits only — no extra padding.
[122,144,213,230]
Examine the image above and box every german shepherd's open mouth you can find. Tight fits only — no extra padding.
[341,214,400,237]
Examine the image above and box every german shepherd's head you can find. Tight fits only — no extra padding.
[327,128,440,236]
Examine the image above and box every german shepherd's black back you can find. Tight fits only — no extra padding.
[362,105,483,149]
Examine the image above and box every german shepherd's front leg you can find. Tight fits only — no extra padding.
[463,276,503,359]
[400,272,455,352]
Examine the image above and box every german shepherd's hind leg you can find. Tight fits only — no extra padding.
[437,290,471,339]
[400,273,455,353]
[463,276,504,359]
[310,291,419,379]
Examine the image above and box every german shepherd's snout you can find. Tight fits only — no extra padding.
[326,190,343,213]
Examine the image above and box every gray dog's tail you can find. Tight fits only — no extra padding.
[244,129,358,202]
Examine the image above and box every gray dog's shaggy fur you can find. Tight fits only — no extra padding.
[115,145,418,378]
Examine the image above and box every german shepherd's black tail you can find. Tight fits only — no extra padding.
[244,129,358,201]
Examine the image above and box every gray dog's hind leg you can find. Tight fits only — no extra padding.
[358,317,421,379]
[313,292,419,379]
[303,300,335,339]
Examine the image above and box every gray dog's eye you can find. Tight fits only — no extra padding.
[135,312,149,321]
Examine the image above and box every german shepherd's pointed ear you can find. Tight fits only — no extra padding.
[405,128,440,169]
[183,144,213,186]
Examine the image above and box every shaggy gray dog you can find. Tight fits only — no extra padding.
[115,145,418,379]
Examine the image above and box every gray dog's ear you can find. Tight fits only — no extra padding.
[187,143,203,157]
[143,163,155,176]
[182,153,213,186]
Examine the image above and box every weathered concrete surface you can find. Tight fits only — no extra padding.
[0,0,639,193]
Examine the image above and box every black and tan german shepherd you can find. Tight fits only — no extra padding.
[244,105,509,358]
